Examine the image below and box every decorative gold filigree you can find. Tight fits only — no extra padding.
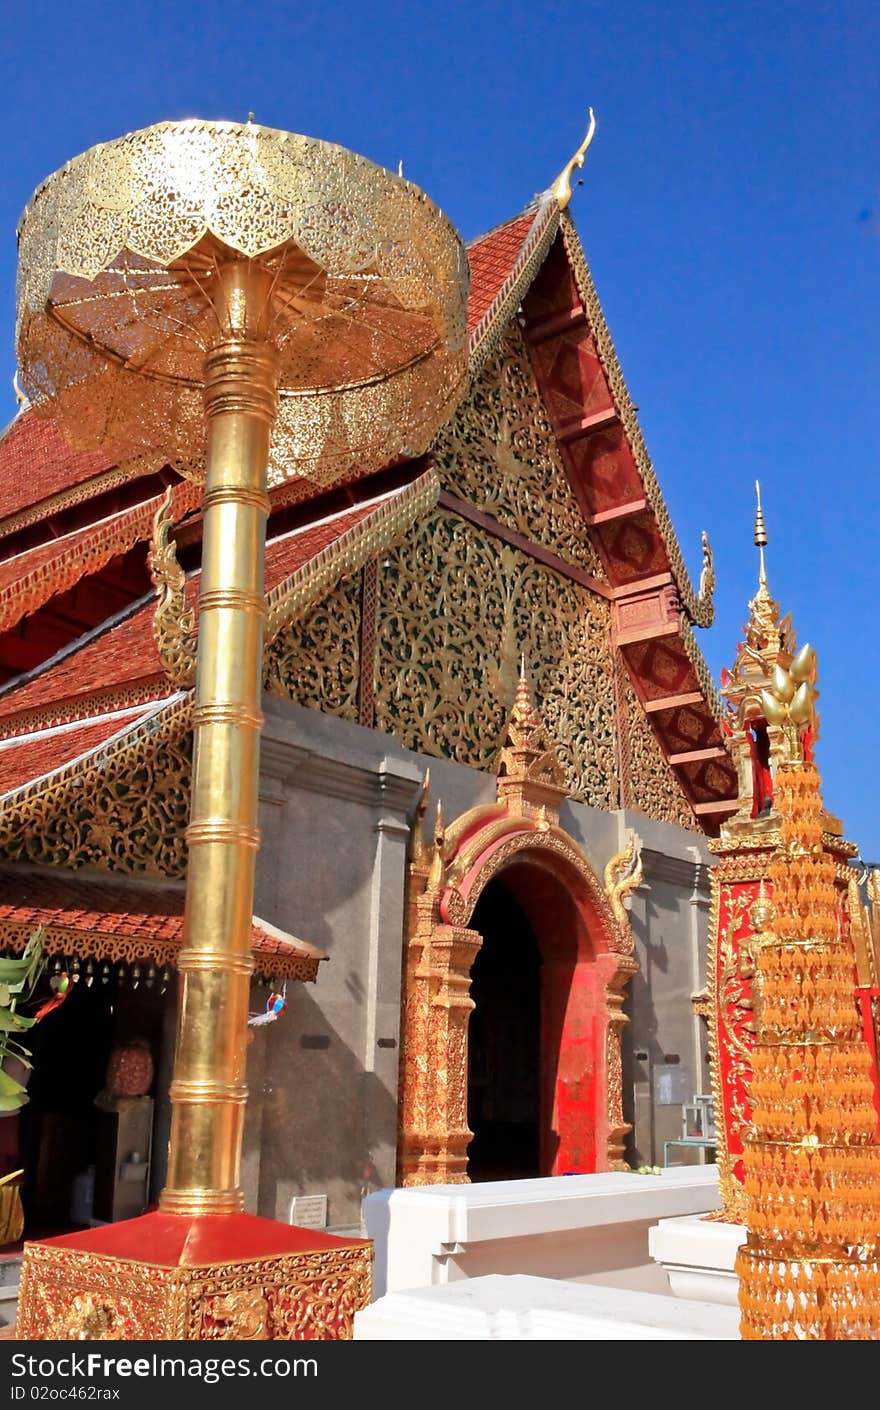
[17,119,468,493]
[375,507,618,807]
[203,1290,269,1340]
[603,831,643,927]
[47,1293,125,1341]
[16,1236,372,1341]
[150,488,197,688]
[264,573,361,720]
[0,698,192,876]
[434,322,605,576]
[263,466,438,644]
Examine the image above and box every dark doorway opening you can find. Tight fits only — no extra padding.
[467,879,541,1181]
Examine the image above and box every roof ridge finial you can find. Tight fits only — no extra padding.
[754,480,769,589]
[551,108,597,210]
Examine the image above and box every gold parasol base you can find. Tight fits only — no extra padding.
[15,1211,371,1340]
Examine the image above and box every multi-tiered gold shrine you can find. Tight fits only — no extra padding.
[736,656,880,1338]
[12,118,467,1340]
[705,488,875,1221]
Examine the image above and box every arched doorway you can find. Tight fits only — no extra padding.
[467,880,542,1181]
[396,670,640,1187]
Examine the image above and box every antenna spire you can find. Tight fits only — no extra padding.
[754,480,768,588]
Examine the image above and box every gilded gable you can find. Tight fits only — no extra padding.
[434,322,605,577]
[373,508,618,808]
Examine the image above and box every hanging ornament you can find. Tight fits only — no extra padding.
[34,971,71,1022]
[248,986,287,1027]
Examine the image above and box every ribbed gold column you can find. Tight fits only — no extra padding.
[161,261,278,1215]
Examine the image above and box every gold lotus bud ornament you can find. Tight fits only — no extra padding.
[760,642,819,764]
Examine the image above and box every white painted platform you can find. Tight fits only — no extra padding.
[354,1272,741,1340]
[649,1213,745,1305]
[363,1166,720,1298]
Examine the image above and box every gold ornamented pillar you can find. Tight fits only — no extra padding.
[162,263,277,1214]
[603,955,639,1169]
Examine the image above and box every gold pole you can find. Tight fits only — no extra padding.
[160,260,278,1215]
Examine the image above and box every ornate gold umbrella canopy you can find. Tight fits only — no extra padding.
[13,119,469,1240]
[16,118,468,490]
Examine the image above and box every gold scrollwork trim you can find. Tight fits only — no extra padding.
[264,466,439,645]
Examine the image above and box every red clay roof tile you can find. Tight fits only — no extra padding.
[0,863,323,975]
[0,489,398,731]
[0,708,154,796]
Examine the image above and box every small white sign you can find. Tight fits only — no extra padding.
[289,1194,328,1229]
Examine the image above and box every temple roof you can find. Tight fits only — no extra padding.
[0,860,324,981]
[0,472,434,741]
[0,184,738,831]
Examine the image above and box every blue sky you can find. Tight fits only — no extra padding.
[0,1,877,849]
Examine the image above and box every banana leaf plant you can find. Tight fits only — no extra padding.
[0,927,45,1115]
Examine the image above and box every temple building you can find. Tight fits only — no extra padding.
[0,150,749,1238]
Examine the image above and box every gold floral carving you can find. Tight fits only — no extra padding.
[16,1237,372,1341]
[18,120,468,495]
[434,322,605,576]
[375,508,617,807]
[203,1291,269,1340]
[622,673,696,831]
[46,1293,127,1340]
[0,700,192,877]
[264,573,361,721]
[263,467,438,645]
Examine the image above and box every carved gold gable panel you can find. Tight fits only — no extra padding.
[0,715,192,877]
[374,508,618,809]
[264,573,361,721]
[434,322,604,577]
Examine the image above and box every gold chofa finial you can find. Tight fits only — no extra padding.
[754,480,768,587]
[551,108,597,210]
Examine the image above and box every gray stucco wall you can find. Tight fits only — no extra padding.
[242,695,712,1229]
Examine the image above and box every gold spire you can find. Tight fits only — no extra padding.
[754,480,768,588]
[551,109,597,210]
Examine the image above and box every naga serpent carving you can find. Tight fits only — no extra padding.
[603,831,643,927]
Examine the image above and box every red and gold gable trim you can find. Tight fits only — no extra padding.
[517,215,737,831]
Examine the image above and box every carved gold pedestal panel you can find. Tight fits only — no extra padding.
[16,1212,371,1341]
